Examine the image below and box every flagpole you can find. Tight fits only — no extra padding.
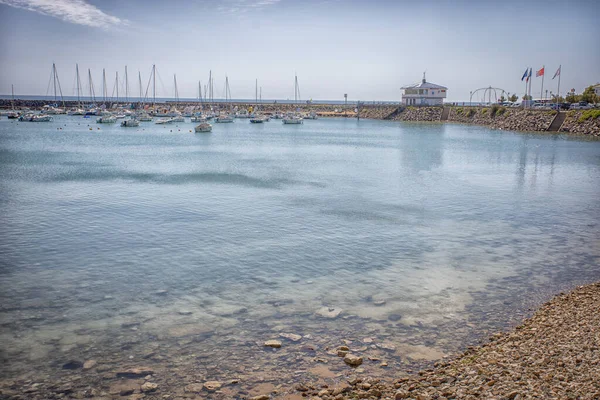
[528,68,532,108]
[540,65,545,101]
[557,65,561,103]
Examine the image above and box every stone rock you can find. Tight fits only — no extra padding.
[62,360,83,370]
[109,381,140,396]
[395,390,410,399]
[316,306,342,319]
[264,340,282,348]
[177,309,193,315]
[373,300,387,306]
[141,382,158,393]
[82,360,97,370]
[115,367,154,378]
[343,354,363,366]
[250,396,270,400]
[279,333,302,342]
[184,383,204,393]
[203,381,222,391]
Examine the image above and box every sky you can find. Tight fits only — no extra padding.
[0,0,598,102]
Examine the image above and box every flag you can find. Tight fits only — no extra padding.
[521,68,529,81]
[536,67,545,77]
[553,65,561,80]
[526,68,532,83]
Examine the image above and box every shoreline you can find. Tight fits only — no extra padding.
[313,281,600,400]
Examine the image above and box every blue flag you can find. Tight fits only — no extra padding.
[521,68,528,81]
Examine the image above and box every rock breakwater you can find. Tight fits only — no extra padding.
[559,110,600,136]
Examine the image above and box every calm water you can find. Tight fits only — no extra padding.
[1,116,599,393]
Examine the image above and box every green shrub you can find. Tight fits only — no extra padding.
[497,107,506,116]
[578,109,600,123]
[481,108,488,114]
[456,107,463,114]
[467,109,476,117]
[490,104,506,117]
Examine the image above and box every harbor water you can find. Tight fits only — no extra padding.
[1,116,599,397]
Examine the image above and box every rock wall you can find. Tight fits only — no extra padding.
[448,107,556,132]
[391,106,442,122]
[559,111,600,136]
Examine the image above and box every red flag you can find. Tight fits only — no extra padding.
[536,67,545,77]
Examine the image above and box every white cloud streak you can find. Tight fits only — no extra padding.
[216,0,281,14]
[0,0,127,29]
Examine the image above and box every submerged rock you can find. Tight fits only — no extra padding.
[140,382,158,393]
[82,360,97,370]
[203,381,222,391]
[316,306,342,319]
[279,333,302,342]
[61,360,83,370]
[344,354,363,366]
[264,340,282,348]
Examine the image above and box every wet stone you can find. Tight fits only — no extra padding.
[316,307,343,319]
[62,360,83,370]
[264,340,282,348]
[140,382,158,392]
[344,354,363,367]
[82,360,97,370]
[203,381,223,391]
[388,314,403,322]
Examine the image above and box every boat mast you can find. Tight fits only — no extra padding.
[125,66,128,104]
[75,64,82,107]
[51,63,65,108]
[11,84,14,110]
[208,70,212,109]
[88,68,96,103]
[52,63,57,102]
[102,68,107,104]
[138,71,142,105]
[174,74,179,108]
[115,71,119,105]
[152,64,156,108]
[255,79,258,106]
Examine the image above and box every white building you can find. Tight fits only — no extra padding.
[593,84,600,97]
[401,73,447,106]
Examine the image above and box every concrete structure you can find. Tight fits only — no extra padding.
[401,73,447,106]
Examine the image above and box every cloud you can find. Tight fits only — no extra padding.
[216,0,281,14]
[0,0,127,29]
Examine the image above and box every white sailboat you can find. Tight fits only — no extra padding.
[215,76,235,123]
[7,85,19,119]
[283,74,303,124]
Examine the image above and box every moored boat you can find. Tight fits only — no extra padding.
[195,122,212,133]
[215,115,234,123]
[283,114,303,124]
[97,115,116,123]
[121,118,140,127]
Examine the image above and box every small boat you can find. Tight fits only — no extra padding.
[304,112,318,120]
[115,114,126,119]
[121,118,140,127]
[97,115,116,123]
[195,122,212,133]
[32,114,53,122]
[191,116,206,123]
[155,118,173,125]
[283,115,303,124]
[137,113,153,121]
[171,115,185,123]
[250,116,265,123]
[7,111,19,119]
[215,115,234,123]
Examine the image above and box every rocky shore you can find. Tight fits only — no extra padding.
[559,110,600,135]
[304,282,600,400]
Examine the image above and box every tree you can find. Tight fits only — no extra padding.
[565,92,580,103]
[522,94,532,101]
[499,95,506,103]
[581,85,598,104]
[509,94,518,102]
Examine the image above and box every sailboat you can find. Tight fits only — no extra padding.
[283,74,303,124]
[250,79,266,123]
[7,85,19,119]
[215,76,234,123]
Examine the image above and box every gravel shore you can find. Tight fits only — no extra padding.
[305,282,600,400]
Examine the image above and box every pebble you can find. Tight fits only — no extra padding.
[343,354,363,367]
[264,340,282,348]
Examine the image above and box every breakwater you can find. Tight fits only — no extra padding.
[2,99,598,135]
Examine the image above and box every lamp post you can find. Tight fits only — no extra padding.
[469,91,473,106]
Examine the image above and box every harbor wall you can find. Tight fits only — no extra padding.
[1,100,598,136]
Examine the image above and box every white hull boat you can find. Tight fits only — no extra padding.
[195,122,212,133]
